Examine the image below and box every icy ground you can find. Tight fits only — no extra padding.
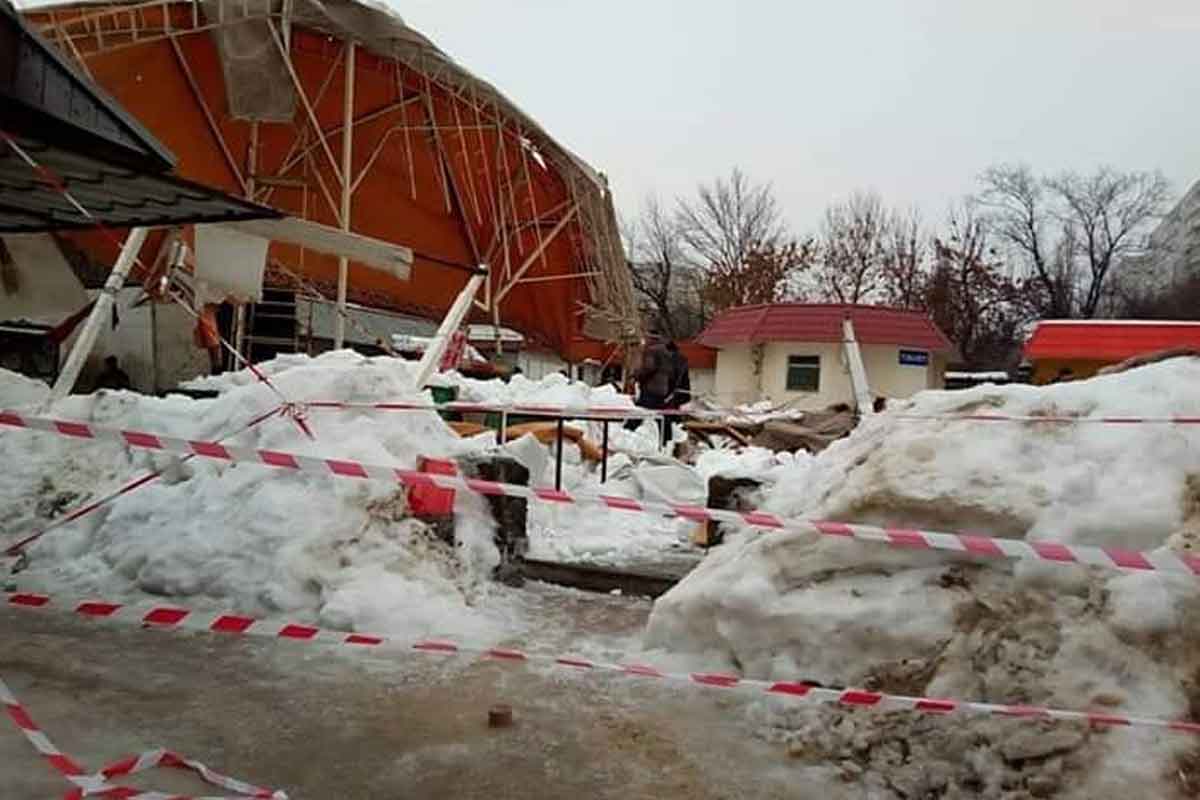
[646,357,1200,798]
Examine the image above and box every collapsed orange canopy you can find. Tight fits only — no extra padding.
[26,0,637,354]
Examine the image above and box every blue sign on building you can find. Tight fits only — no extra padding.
[899,349,930,367]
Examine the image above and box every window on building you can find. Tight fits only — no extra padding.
[786,355,820,392]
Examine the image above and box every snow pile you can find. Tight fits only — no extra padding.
[646,358,1200,798]
[525,447,701,567]
[0,370,51,408]
[1,352,524,641]
[441,369,635,411]
[694,446,813,486]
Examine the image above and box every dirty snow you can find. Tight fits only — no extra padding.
[0,369,51,408]
[3,353,515,641]
[437,370,635,411]
[2,351,710,637]
[647,357,1200,798]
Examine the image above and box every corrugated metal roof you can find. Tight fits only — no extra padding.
[698,303,954,352]
[1024,320,1200,361]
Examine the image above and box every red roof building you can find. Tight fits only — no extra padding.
[696,303,955,407]
[1024,320,1200,384]
[698,303,954,352]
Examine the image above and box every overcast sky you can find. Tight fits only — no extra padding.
[399,0,1200,234]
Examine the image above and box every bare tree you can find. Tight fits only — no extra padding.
[811,191,890,303]
[976,164,1067,317]
[623,196,704,339]
[675,168,788,276]
[880,207,928,309]
[927,203,1025,367]
[700,239,816,314]
[1046,167,1171,317]
[978,164,1171,318]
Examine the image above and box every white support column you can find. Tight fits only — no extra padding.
[334,40,355,350]
[52,227,149,399]
[842,317,874,415]
[412,269,486,389]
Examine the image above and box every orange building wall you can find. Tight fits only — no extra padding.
[1031,358,1110,385]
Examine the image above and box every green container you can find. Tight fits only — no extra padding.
[430,385,459,421]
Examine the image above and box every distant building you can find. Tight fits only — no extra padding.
[698,303,954,408]
[1147,178,1200,288]
[1024,319,1200,384]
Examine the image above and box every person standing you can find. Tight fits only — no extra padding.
[626,338,671,439]
[665,341,691,410]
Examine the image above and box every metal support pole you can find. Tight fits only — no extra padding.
[52,227,149,399]
[334,40,355,349]
[499,409,508,445]
[150,298,160,395]
[601,420,609,484]
[233,304,247,362]
[555,417,565,491]
[412,270,486,388]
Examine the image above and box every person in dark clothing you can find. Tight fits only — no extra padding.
[600,363,623,392]
[665,341,691,409]
[94,355,131,391]
[627,339,679,445]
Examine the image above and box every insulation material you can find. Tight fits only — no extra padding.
[194,225,269,304]
[0,233,88,323]
[201,0,296,122]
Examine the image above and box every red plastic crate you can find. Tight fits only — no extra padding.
[407,456,457,515]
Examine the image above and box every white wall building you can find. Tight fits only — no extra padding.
[698,303,954,409]
[1148,177,1200,288]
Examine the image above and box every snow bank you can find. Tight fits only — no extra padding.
[0,369,51,408]
[646,358,1200,798]
[439,370,635,410]
[3,352,705,628]
[2,353,524,641]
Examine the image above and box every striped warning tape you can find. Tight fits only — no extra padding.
[2,409,1197,579]
[0,673,285,799]
[5,591,1199,737]
[3,405,286,556]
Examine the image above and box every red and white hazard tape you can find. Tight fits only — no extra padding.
[3,405,286,556]
[305,399,676,419]
[3,409,1197,579]
[0,673,285,799]
[5,591,1199,737]
[889,412,1200,425]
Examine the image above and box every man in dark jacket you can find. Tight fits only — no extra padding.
[665,341,691,409]
[629,338,683,446]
